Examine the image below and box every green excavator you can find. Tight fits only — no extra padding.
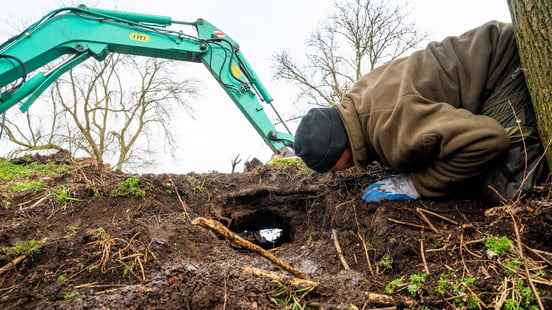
[0,5,294,155]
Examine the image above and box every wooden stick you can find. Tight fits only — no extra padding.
[364,292,414,306]
[331,229,350,271]
[387,218,431,231]
[459,229,471,274]
[525,245,552,266]
[417,207,458,225]
[358,232,375,277]
[192,217,308,279]
[169,177,190,220]
[242,266,318,288]
[464,238,485,246]
[0,255,26,276]
[365,292,396,305]
[415,209,439,233]
[17,195,49,213]
[420,239,430,275]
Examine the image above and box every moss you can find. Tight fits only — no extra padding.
[485,235,513,257]
[505,258,522,274]
[384,276,405,294]
[378,253,393,271]
[268,157,308,171]
[407,273,428,297]
[1,239,43,258]
[61,291,80,301]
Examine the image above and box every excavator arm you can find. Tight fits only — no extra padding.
[0,6,294,153]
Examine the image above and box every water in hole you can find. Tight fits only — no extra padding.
[259,228,283,243]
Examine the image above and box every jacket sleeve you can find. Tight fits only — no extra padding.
[366,22,515,197]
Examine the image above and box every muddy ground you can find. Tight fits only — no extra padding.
[0,153,551,309]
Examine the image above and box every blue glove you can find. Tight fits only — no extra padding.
[361,175,420,203]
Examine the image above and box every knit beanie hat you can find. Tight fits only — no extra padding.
[294,107,349,173]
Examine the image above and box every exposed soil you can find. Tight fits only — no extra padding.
[0,153,551,309]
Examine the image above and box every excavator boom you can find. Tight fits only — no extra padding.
[0,6,294,153]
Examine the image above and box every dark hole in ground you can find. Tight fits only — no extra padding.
[228,209,292,249]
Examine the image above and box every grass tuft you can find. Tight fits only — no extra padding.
[52,186,78,205]
[1,239,43,257]
[111,176,146,199]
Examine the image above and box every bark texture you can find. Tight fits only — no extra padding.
[508,0,552,168]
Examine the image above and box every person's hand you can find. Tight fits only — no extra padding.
[361,175,420,203]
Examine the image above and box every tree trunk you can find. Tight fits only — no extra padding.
[508,0,552,168]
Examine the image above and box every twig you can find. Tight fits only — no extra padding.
[331,229,350,271]
[510,213,544,310]
[460,229,471,274]
[420,239,430,275]
[169,177,190,220]
[387,218,431,231]
[137,256,146,282]
[0,255,26,275]
[364,292,414,306]
[17,194,50,213]
[417,207,458,225]
[364,292,396,305]
[74,283,128,289]
[524,245,552,265]
[242,266,318,288]
[464,238,485,246]
[358,232,375,277]
[415,209,439,233]
[223,275,228,310]
[494,278,510,310]
[192,217,308,279]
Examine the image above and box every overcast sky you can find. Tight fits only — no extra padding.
[0,0,512,173]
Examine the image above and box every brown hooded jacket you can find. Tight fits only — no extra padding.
[336,21,519,197]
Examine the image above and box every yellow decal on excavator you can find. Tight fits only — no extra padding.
[129,32,150,43]
[231,64,243,79]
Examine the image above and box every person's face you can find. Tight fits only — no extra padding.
[332,148,354,171]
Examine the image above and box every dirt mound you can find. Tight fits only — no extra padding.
[0,154,551,309]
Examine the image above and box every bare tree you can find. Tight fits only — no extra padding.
[230,154,242,173]
[274,0,426,106]
[1,54,198,171]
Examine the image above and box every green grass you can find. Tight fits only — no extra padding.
[270,280,315,310]
[1,239,43,257]
[0,159,69,182]
[52,186,78,205]
[111,177,146,198]
[485,235,513,257]
[7,180,45,193]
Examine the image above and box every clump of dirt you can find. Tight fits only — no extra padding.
[0,152,551,309]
